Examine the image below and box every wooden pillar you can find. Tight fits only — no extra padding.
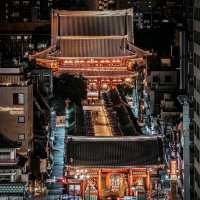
[128,170,133,196]
[98,170,103,200]
[105,173,110,189]
[146,170,151,199]
[97,79,101,99]
[81,180,85,199]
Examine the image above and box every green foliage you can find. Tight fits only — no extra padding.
[116,106,130,126]
[117,84,133,97]
[53,73,87,105]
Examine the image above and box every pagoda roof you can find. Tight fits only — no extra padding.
[66,136,164,167]
[53,9,133,17]
[58,37,133,58]
[0,133,21,149]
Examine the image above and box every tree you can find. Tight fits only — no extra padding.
[53,73,87,105]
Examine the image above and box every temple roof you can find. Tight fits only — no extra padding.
[0,133,20,148]
[53,9,133,16]
[58,37,133,57]
[58,68,134,78]
[66,136,164,167]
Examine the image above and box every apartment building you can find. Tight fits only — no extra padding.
[0,67,33,154]
[194,0,200,199]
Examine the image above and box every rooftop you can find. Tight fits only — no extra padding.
[66,136,164,167]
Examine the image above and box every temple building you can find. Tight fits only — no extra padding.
[65,136,164,199]
[64,88,164,199]
[30,9,149,100]
[29,8,164,199]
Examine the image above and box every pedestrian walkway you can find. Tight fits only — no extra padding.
[93,106,112,137]
[83,104,113,137]
[45,126,65,197]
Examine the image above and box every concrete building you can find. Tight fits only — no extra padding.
[0,0,50,23]
[0,67,33,154]
[194,1,200,199]
[86,0,130,10]
[0,133,28,198]
[0,21,50,64]
[148,58,178,115]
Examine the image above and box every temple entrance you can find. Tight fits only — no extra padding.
[84,181,98,200]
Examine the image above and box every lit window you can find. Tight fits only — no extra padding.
[23,1,30,6]
[17,116,25,123]
[18,134,25,140]
[17,36,22,40]
[12,12,19,17]
[14,1,19,5]
[13,93,24,105]
[24,35,28,40]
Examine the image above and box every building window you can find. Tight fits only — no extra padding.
[18,134,25,140]
[13,93,24,105]
[0,152,10,160]
[17,116,25,123]
[152,76,159,82]
[165,75,172,82]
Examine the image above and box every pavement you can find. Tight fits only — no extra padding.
[83,104,112,137]
[35,126,65,199]
[92,106,112,137]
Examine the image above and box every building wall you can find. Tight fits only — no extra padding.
[0,85,33,150]
[194,0,200,199]
[149,69,178,114]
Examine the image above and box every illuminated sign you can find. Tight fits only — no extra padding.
[170,160,177,180]
[0,106,24,115]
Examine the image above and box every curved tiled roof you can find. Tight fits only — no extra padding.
[59,37,132,57]
[66,137,164,167]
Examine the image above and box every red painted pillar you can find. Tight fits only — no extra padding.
[146,170,151,199]
[98,170,103,200]
[98,79,101,99]
[128,170,133,196]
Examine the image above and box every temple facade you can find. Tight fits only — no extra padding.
[30,9,149,99]
[65,136,164,199]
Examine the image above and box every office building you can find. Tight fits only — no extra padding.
[193,0,200,199]
[0,0,50,23]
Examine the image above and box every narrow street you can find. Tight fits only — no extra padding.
[43,126,66,199]
[93,105,112,137]
[83,104,113,137]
